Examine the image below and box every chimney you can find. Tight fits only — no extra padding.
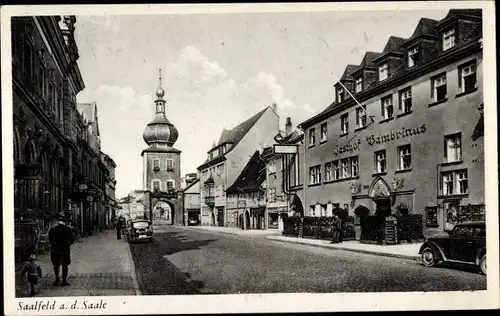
[285,117,292,135]
[271,102,277,113]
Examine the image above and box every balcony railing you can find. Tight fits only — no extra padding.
[204,196,215,206]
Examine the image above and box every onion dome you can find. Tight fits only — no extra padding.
[142,69,179,147]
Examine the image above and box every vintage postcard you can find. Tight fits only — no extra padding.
[2,2,499,315]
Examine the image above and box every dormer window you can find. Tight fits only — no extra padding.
[355,76,363,93]
[337,87,345,102]
[443,28,456,51]
[407,46,419,68]
[379,63,388,81]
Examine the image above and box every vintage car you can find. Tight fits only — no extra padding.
[127,219,154,243]
[419,221,486,274]
[187,217,199,226]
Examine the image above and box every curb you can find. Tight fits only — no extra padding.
[177,226,280,237]
[124,240,142,296]
[266,236,420,261]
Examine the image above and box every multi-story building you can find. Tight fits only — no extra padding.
[141,73,183,225]
[183,178,201,225]
[197,105,279,227]
[117,190,146,220]
[12,16,87,260]
[297,9,484,237]
[181,173,198,190]
[101,152,117,228]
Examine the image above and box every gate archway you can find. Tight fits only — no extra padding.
[152,200,175,225]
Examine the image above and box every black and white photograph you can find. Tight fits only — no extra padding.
[2,2,498,314]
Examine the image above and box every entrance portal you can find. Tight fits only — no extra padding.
[154,201,174,225]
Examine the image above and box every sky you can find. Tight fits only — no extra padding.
[73,9,450,198]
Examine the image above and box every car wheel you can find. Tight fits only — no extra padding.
[480,255,486,275]
[421,247,437,267]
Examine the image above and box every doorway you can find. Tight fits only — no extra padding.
[374,198,391,218]
[245,211,250,230]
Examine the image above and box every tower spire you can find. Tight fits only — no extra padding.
[156,68,165,99]
[159,68,162,87]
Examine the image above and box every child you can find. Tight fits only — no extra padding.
[21,254,42,296]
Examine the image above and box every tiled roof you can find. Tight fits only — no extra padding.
[340,64,360,80]
[445,9,482,19]
[359,51,381,68]
[407,18,439,41]
[226,151,266,193]
[381,36,406,55]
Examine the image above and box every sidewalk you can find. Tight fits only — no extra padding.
[15,230,141,297]
[178,225,282,237]
[266,236,421,260]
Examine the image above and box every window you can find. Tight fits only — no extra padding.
[337,87,345,102]
[222,185,225,196]
[355,76,362,93]
[444,133,462,162]
[356,105,367,129]
[341,159,350,179]
[320,123,327,142]
[309,206,316,217]
[340,113,349,134]
[23,31,34,86]
[152,180,161,191]
[453,226,474,237]
[458,62,477,93]
[425,207,439,227]
[351,156,359,177]
[308,128,316,146]
[443,28,455,51]
[153,159,160,170]
[379,63,388,81]
[381,96,393,120]
[375,150,386,173]
[268,188,276,202]
[324,162,332,182]
[441,170,468,195]
[309,165,321,185]
[167,159,174,170]
[167,180,174,190]
[321,204,327,217]
[408,46,419,68]
[399,88,412,114]
[398,145,412,170]
[333,160,340,180]
[431,73,447,102]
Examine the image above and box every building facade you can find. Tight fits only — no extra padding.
[101,152,117,228]
[197,105,279,227]
[298,9,484,237]
[183,179,201,225]
[141,73,183,225]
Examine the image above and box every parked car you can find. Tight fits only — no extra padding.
[419,221,486,274]
[188,217,199,226]
[127,219,153,243]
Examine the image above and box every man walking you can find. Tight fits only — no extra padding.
[48,214,75,286]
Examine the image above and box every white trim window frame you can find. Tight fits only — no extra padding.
[333,160,340,180]
[375,150,386,173]
[341,158,350,179]
[456,170,468,194]
[167,159,174,170]
[445,133,462,163]
[350,156,359,177]
[309,165,321,185]
[379,63,388,81]
[309,128,316,147]
[320,122,328,142]
[166,180,175,191]
[443,28,456,51]
[398,145,412,170]
[458,62,477,93]
[407,46,419,68]
[153,159,160,170]
[399,88,412,114]
[355,105,367,129]
[355,76,363,93]
[381,96,393,120]
[324,162,332,182]
[337,86,345,102]
[432,73,448,102]
[152,179,161,191]
[340,113,349,134]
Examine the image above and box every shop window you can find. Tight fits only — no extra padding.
[399,88,412,114]
[308,128,316,147]
[381,95,393,120]
[431,73,447,102]
[355,105,367,129]
[442,28,456,51]
[337,87,345,102]
[374,150,386,173]
[458,61,477,93]
[309,165,321,185]
[398,145,412,170]
[320,123,328,142]
[379,63,388,81]
[324,162,332,182]
[441,170,468,196]
[355,76,363,93]
[341,113,349,135]
[425,207,439,227]
[407,46,419,68]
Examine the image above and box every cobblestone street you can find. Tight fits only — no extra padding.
[15,230,139,297]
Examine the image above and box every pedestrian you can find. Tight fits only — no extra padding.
[48,214,75,286]
[331,215,340,244]
[116,216,123,239]
[337,215,343,243]
[21,253,42,296]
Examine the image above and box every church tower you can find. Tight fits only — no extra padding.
[141,70,182,225]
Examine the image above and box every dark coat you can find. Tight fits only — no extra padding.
[48,223,74,254]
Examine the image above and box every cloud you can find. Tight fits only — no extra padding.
[78,46,312,198]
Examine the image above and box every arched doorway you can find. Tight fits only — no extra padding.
[154,201,174,225]
[368,177,393,218]
[290,194,304,217]
[245,210,250,230]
